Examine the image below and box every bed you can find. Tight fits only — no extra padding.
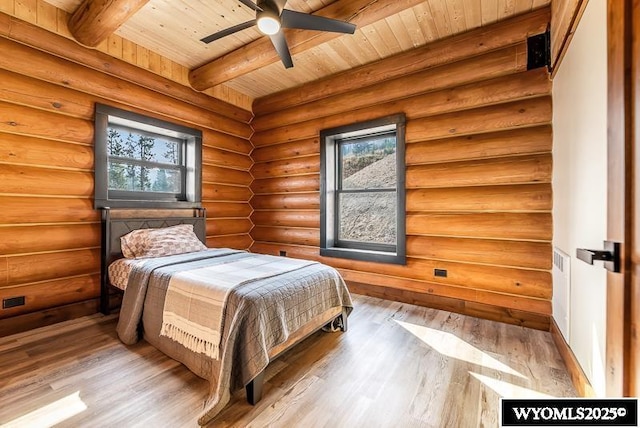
[100,208,353,425]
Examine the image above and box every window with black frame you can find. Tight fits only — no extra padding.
[320,114,406,265]
[94,104,202,209]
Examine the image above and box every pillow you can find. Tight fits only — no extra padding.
[120,224,207,259]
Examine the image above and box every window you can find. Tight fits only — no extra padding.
[320,114,406,264]
[94,104,202,209]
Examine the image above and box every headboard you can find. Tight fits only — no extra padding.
[100,208,207,314]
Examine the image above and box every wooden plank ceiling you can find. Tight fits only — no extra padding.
[44,0,550,101]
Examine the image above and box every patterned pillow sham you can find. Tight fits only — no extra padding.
[120,224,207,259]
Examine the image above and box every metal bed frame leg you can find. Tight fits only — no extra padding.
[246,370,265,405]
[338,307,348,332]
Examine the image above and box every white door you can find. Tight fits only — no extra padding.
[552,0,608,396]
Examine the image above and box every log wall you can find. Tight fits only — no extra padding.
[0,14,254,332]
[250,8,553,329]
[0,0,253,111]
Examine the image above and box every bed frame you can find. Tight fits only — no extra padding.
[99,207,347,406]
[100,207,207,315]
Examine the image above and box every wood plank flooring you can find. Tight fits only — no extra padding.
[0,295,575,427]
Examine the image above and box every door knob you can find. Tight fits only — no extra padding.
[576,240,620,273]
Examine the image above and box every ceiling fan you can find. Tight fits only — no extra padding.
[200,0,356,68]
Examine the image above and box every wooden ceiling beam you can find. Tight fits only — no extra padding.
[68,0,150,47]
[189,0,426,91]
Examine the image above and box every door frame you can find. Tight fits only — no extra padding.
[606,0,638,396]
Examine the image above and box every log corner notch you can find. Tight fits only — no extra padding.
[68,0,150,47]
[188,0,427,91]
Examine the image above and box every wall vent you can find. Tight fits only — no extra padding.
[552,247,571,342]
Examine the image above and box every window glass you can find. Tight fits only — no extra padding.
[106,126,184,194]
[340,135,396,190]
[338,191,397,245]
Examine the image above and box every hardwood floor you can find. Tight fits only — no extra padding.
[0,295,575,427]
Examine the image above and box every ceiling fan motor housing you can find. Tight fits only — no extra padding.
[257,0,287,16]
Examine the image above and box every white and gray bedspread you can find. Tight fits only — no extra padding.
[115,248,353,425]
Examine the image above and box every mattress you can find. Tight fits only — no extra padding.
[108,258,149,290]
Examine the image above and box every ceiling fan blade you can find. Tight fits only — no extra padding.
[281,9,356,34]
[200,20,257,44]
[269,31,293,68]
[237,0,262,11]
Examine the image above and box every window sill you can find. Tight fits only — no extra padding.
[320,247,405,265]
[94,199,201,209]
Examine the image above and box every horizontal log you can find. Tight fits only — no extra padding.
[406,184,552,212]
[0,68,94,119]
[252,77,552,147]
[206,218,253,236]
[202,165,253,186]
[203,146,253,171]
[251,156,320,179]
[0,223,100,255]
[0,36,251,139]
[251,210,319,228]
[343,271,551,316]
[248,242,550,299]
[0,164,94,197]
[407,97,551,142]
[406,236,551,270]
[0,259,6,286]
[0,132,93,170]
[251,226,319,246]
[253,44,528,131]
[407,96,552,142]
[0,100,93,144]
[251,138,319,163]
[251,193,319,210]
[397,68,551,126]
[251,175,320,195]
[0,196,98,224]
[373,257,552,299]
[406,212,553,241]
[0,274,99,319]
[348,281,549,330]
[0,13,251,123]
[202,202,253,218]
[206,234,253,250]
[0,298,99,336]
[202,129,253,155]
[462,299,549,330]
[406,154,552,188]
[250,242,319,259]
[406,125,552,165]
[254,7,550,114]
[2,248,100,287]
[201,183,253,202]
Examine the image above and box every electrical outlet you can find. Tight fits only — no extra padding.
[279,250,287,257]
[434,269,447,278]
[3,296,25,309]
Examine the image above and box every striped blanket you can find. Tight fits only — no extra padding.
[160,253,317,359]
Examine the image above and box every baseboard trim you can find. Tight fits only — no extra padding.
[549,317,595,397]
[348,281,550,330]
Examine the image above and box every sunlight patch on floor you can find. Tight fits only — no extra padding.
[1,391,87,428]
[470,372,555,398]
[395,320,526,379]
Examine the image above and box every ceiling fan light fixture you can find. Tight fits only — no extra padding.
[257,9,281,35]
